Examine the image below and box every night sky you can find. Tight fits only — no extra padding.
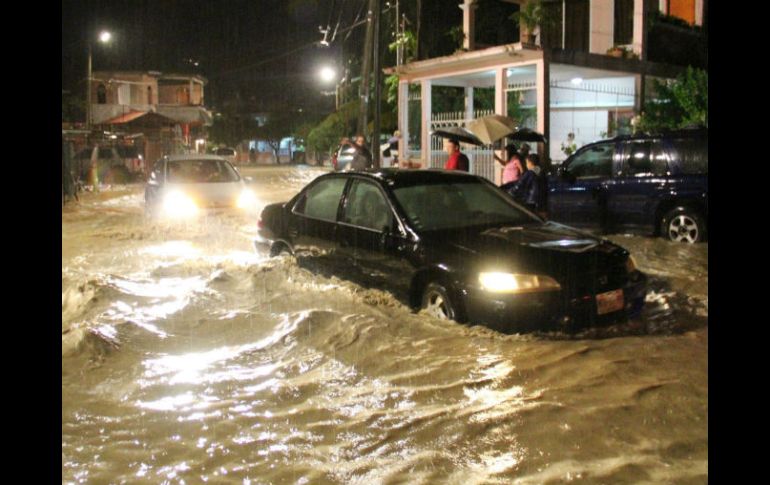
[62,0,373,114]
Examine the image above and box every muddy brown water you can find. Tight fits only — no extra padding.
[62,165,707,484]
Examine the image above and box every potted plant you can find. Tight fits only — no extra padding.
[510,0,548,46]
[607,46,625,58]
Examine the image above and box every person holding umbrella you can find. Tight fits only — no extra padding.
[494,143,524,188]
[444,138,470,171]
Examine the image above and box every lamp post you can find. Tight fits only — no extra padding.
[86,30,112,132]
[319,66,339,110]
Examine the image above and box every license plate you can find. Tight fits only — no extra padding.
[596,289,624,315]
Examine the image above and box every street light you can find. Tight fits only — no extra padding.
[319,66,340,110]
[86,30,112,132]
[319,66,336,83]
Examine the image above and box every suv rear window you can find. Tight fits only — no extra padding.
[670,137,708,174]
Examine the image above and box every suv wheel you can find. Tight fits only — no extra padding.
[661,208,706,243]
[421,283,464,322]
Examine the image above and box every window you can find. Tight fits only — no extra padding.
[670,137,708,174]
[622,141,668,177]
[567,143,614,179]
[294,178,347,222]
[343,180,391,231]
[117,146,139,158]
[540,0,589,51]
[166,159,240,183]
[666,0,696,25]
[393,181,532,232]
[614,0,634,45]
[97,84,106,104]
[564,0,589,51]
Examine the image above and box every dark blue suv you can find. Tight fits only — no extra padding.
[547,129,708,243]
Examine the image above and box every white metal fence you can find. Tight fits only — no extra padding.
[429,109,497,182]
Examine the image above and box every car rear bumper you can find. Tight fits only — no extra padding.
[463,272,647,333]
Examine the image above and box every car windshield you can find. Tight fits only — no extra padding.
[117,145,139,158]
[166,159,240,183]
[215,148,235,156]
[392,181,535,232]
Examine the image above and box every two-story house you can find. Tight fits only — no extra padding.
[89,71,213,164]
[387,0,706,183]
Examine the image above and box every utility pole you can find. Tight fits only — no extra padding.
[396,0,403,66]
[357,0,377,139]
[372,0,382,168]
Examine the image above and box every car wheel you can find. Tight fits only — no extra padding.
[661,208,706,243]
[421,283,461,321]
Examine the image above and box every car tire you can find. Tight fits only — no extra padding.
[661,207,707,243]
[421,283,464,322]
[269,242,292,258]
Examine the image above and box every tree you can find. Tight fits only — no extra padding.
[256,112,296,164]
[208,113,257,148]
[307,101,360,162]
[637,67,708,132]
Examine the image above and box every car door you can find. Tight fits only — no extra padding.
[609,139,671,231]
[548,141,618,229]
[336,178,414,297]
[289,176,348,262]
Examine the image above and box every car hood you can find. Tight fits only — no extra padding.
[164,181,245,207]
[420,221,628,276]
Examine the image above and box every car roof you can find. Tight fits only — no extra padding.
[593,127,708,145]
[165,154,230,162]
[321,168,484,188]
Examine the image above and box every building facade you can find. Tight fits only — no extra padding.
[89,71,213,164]
[389,0,706,183]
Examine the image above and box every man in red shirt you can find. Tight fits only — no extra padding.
[444,139,469,171]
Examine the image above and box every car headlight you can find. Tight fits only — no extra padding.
[163,191,198,218]
[478,272,561,293]
[237,189,258,209]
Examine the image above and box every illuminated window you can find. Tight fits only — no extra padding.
[666,0,695,25]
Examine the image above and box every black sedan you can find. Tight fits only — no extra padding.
[254,169,647,333]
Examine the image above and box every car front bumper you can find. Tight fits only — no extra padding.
[462,272,648,333]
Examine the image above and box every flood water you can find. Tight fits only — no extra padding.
[62,165,707,484]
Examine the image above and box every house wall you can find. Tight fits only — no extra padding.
[91,73,157,105]
[157,82,204,105]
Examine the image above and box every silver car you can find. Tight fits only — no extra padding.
[144,154,257,219]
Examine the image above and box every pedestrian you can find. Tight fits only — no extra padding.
[495,143,524,189]
[389,130,401,167]
[443,138,470,171]
[518,143,531,161]
[512,153,547,215]
[350,134,373,170]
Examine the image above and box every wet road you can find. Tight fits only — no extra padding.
[62,165,707,484]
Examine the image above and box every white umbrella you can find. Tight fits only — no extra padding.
[466,115,518,145]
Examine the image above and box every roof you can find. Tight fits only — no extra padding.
[102,111,178,125]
